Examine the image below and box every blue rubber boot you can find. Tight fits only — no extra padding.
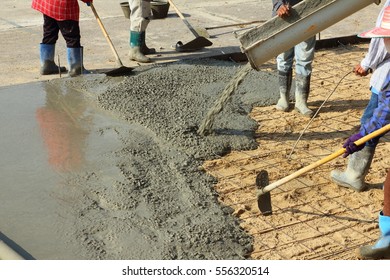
[129,31,151,63]
[67,47,89,77]
[359,212,390,259]
[40,44,67,75]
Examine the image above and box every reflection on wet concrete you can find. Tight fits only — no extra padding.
[0,80,129,259]
[36,83,89,172]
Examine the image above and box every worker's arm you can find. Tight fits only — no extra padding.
[360,0,390,71]
[342,90,390,157]
[361,89,390,137]
[272,0,285,15]
[360,38,389,72]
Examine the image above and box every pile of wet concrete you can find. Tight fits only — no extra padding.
[60,58,278,259]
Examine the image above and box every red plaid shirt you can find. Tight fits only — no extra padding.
[32,0,89,21]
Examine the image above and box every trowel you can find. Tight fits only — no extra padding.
[256,124,390,215]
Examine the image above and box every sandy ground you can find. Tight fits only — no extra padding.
[1,0,389,260]
[203,44,390,259]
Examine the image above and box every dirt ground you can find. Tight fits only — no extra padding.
[203,44,390,260]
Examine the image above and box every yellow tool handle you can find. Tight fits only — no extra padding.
[90,3,123,67]
[258,123,390,195]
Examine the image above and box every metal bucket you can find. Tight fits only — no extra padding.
[151,1,170,19]
[120,2,130,19]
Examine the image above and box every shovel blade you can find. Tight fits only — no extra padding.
[175,37,213,52]
[256,170,272,216]
[101,66,134,77]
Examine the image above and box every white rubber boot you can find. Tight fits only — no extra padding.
[330,145,375,192]
[275,70,292,112]
[294,74,314,117]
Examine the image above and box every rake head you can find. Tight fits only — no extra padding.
[256,170,272,216]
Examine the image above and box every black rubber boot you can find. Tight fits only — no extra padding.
[140,31,156,55]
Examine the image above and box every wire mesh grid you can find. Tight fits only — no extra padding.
[203,43,390,260]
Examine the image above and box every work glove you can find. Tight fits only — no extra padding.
[82,0,93,5]
[342,132,365,157]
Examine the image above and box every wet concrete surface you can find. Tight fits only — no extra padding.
[1,59,280,259]
[0,81,138,259]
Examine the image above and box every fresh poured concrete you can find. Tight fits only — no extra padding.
[0,59,280,259]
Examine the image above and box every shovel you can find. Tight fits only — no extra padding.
[256,124,390,216]
[167,0,212,52]
[90,3,133,76]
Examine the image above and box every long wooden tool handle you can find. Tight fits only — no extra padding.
[167,0,199,37]
[90,3,123,66]
[258,123,390,195]
[205,20,266,30]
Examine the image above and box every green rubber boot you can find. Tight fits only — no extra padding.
[129,31,152,63]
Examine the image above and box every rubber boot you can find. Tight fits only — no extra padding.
[140,31,156,55]
[67,47,89,77]
[294,74,314,117]
[359,212,390,259]
[275,70,292,112]
[330,145,375,192]
[129,31,151,63]
[40,43,67,75]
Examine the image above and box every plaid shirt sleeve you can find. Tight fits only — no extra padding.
[32,0,81,21]
[360,89,390,136]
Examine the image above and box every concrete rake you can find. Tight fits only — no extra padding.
[256,124,390,216]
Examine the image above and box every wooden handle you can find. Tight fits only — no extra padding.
[167,0,199,37]
[90,3,123,66]
[258,123,390,195]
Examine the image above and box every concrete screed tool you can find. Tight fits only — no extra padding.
[256,124,390,216]
[89,3,133,76]
[167,0,212,52]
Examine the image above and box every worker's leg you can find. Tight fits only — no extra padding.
[275,48,294,111]
[58,20,87,77]
[360,90,379,126]
[40,15,66,75]
[129,0,154,63]
[330,89,385,191]
[359,170,390,259]
[294,36,316,117]
[384,170,390,216]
